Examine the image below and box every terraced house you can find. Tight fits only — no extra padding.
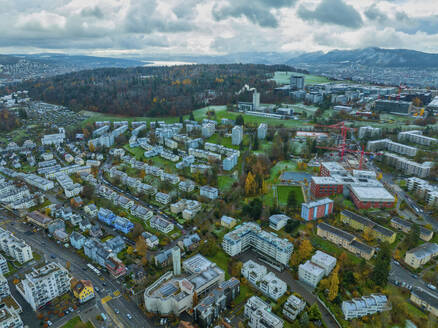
[340,210,396,244]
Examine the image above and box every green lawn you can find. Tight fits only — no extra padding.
[271,71,332,85]
[206,249,231,279]
[269,161,298,183]
[123,144,144,160]
[61,316,93,328]
[214,110,310,128]
[277,185,303,206]
[311,235,362,265]
[218,175,236,191]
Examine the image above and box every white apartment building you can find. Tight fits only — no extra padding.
[358,126,381,139]
[0,256,8,276]
[222,222,293,265]
[150,216,174,234]
[342,294,390,320]
[241,260,267,285]
[232,126,243,145]
[398,130,438,146]
[41,132,65,146]
[0,228,33,264]
[383,152,433,178]
[298,261,325,288]
[407,177,438,207]
[199,185,219,200]
[17,262,70,311]
[258,272,287,301]
[179,180,195,193]
[201,123,215,138]
[367,138,417,156]
[244,296,284,328]
[0,275,10,299]
[283,295,306,321]
[0,303,23,328]
[155,192,171,205]
[257,123,267,140]
[310,251,337,276]
[22,174,54,191]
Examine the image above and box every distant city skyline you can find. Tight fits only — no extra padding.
[1,0,438,56]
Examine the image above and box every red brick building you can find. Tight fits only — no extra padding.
[310,177,343,198]
[350,186,395,209]
[301,198,334,221]
[319,162,347,177]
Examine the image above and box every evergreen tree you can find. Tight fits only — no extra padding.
[236,114,244,126]
[371,242,391,287]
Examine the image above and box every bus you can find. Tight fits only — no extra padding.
[87,263,102,276]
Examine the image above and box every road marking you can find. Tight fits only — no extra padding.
[113,290,120,297]
[101,295,113,304]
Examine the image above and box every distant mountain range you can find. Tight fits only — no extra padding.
[286,47,438,68]
[0,53,145,68]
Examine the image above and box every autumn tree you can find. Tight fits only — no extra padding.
[136,237,148,257]
[244,172,257,196]
[328,270,339,301]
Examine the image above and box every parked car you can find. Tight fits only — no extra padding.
[126,314,132,320]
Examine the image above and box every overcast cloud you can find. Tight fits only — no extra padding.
[1,0,438,56]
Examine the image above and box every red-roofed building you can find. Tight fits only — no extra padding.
[105,256,126,278]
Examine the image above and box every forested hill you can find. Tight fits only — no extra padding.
[7,64,296,117]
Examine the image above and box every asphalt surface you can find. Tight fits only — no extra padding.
[389,261,438,297]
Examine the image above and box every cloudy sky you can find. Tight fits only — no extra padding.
[2,0,438,56]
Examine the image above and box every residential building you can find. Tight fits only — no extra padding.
[70,232,86,250]
[222,222,293,265]
[0,256,8,276]
[0,303,23,328]
[382,152,432,178]
[16,262,70,311]
[105,256,127,278]
[298,261,325,288]
[72,280,95,304]
[220,216,237,229]
[283,295,306,321]
[258,272,287,301]
[390,217,433,241]
[200,186,218,200]
[405,243,438,269]
[150,216,174,234]
[410,287,438,317]
[406,177,438,207]
[311,251,337,276]
[84,204,98,218]
[290,75,304,90]
[358,126,381,139]
[0,275,9,299]
[201,123,215,138]
[242,260,267,285]
[268,214,290,231]
[301,198,334,221]
[194,278,240,328]
[398,130,438,146]
[232,126,243,145]
[144,255,225,315]
[26,211,53,229]
[367,138,417,157]
[113,216,134,234]
[317,223,375,260]
[340,210,396,243]
[257,123,267,139]
[244,296,284,328]
[179,180,195,193]
[156,192,171,205]
[0,228,33,264]
[131,205,153,222]
[342,294,390,320]
[142,232,159,248]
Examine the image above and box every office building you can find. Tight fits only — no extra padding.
[222,222,293,265]
[16,262,70,311]
[342,294,390,320]
[244,296,284,328]
[301,198,334,221]
[232,126,243,146]
[405,243,438,269]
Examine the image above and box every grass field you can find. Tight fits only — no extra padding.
[271,71,332,85]
[311,235,362,265]
[218,175,236,191]
[206,249,231,279]
[61,316,93,328]
[277,185,303,205]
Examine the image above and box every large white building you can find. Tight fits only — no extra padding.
[257,123,267,140]
[232,126,243,145]
[200,185,218,200]
[367,138,417,157]
[16,262,70,311]
[407,177,438,207]
[222,222,293,265]
[0,228,33,264]
[383,152,433,178]
[0,303,23,328]
[358,126,381,139]
[342,294,390,320]
[298,261,325,288]
[201,123,215,138]
[241,261,286,300]
[398,130,438,146]
[244,296,284,328]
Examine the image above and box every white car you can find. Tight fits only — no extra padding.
[126,313,132,320]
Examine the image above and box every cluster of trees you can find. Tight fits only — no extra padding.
[0,109,20,131]
[8,64,293,117]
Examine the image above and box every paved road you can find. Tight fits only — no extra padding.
[0,211,154,328]
[236,250,340,328]
[389,261,438,297]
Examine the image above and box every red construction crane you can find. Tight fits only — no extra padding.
[315,121,357,160]
[316,145,381,169]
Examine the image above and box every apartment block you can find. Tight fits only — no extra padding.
[410,287,438,317]
[340,210,396,243]
[244,296,284,328]
[405,243,438,269]
[283,295,306,321]
[390,217,433,241]
[241,261,286,300]
[367,138,417,157]
[257,123,267,139]
[398,130,438,146]
[200,186,218,200]
[301,198,334,221]
[0,228,33,264]
[406,177,438,207]
[222,222,293,265]
[232,126,243,145]
[17,262,70,311]
[383,152,432,178]
[358,126,381,139]
[342,294,390,320]
[0,303,23,328]
[317,223,375,260]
